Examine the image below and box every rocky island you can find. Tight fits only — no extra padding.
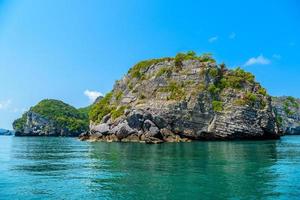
[272,96,300,135]
[13,99,89,137]
[80,52,281,143]
[0,129,14,136]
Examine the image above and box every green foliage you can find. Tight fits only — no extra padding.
[13,114,27,131]
[258,87,267,96]
[128,82,134,90]
[208,84,220,95]
[198,53,216,63]
[175,51,215,68]
[220,67,255,89]
[245,92,257,103]
[209,68,219,78]
[139,93,146,99]
[212,101,223,112]
[160,81,185,100]
[156,67,172,77]
[234,99,246,106]
[275,114,283,126]
[20,99,89,133]
[234,93,258,106]
[168,81,185,100]
[111,106,127,120]
[115,91,123,101]
[286,96,299,109]
[175,53,186,68]
[283,102,292,115]
[282,97,298,116]
[89,92,115,123]
[129,58,172,79]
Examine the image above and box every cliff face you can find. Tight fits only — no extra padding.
[272,96,300,135]
[81,53,281,143]
[13,99,89,137]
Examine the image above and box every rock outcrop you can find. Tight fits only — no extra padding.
[13,99,89,137]
[272,96,300,135]
[80,52,281,143]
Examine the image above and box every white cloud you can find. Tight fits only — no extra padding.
[229,32,236,39]
[289,42,295,47]
[84,90,103,103]
[208,36,218,43]
[272,54,281,59]
[0,99,11,110]
[244,55,271,66]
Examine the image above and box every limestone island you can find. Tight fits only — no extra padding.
[79,52,282,143]
[13,99,89,137]
[272,96,300,135]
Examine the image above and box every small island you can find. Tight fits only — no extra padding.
[79,52,281,143]
[0,129,14,136]
[13,99,89,137]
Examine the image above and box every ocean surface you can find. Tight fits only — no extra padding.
[0,136,300,200]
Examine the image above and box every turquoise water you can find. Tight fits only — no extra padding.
[0,136,300,200]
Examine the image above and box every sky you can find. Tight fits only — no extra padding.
[0,0,299,129]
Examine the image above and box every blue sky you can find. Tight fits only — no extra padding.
[0,0,299,129]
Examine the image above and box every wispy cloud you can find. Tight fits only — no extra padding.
[244,55,271,66]
[208,36,218,43]
[0,99,11,110]
[272,54,281,60]
[84,90,103,103]
[289,42,295,47]
[229,32,236,39]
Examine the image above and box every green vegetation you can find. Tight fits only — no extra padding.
[234,92,258,106]
[258,87,267,96]
[129,57,172,79]
[160,81,185,100]
[139,93,146,99]
[209,68,219,78]
[128,82,133,90]
[198,53,215,63]
[208,84,221,95]
[212,101,223,112]
[111,106,127,120]
[286,96,299,109]
[156,67,172,77]
[13,115,27,131]
[89,92,115,123]
[14,99,89,133]
[282,96,299,116]
[275,113,283,126]
[175,51,216,68]
[220,67,255,89]
[245,92,257,103]
[115,91,123,101]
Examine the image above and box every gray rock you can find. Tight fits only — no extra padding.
[91,123,110,135]
[83,56,281,143]
[127,111,144,130]
[143,120,160,137]
[272,96,300,135]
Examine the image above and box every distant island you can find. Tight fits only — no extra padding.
[272,96,300,135]
[12,52,300,143]
[13,99,90,137]
[0,129,14,136]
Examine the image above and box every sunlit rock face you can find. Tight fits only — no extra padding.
[81,54,281,143]
[272,96,300,135]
